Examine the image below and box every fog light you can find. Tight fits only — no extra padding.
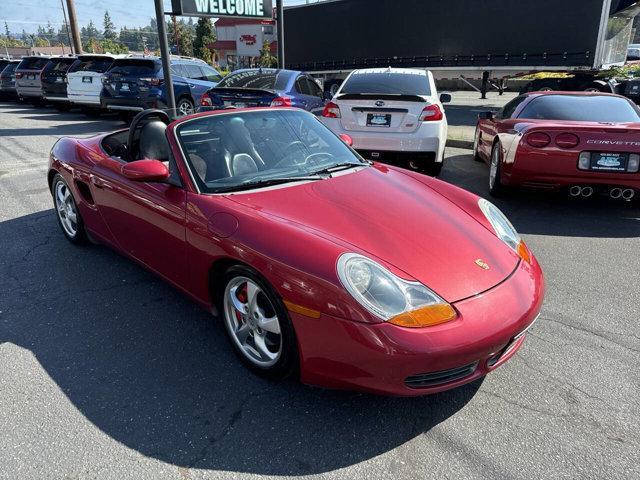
[578,152,591,170]
[628,154,640,173]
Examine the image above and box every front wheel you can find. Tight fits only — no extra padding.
[489,143,507,197]
[52,174,88,244]
[473,128,483,162]
[220,265,299,380]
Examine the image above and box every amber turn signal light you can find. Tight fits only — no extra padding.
[517,241,532,264]
[389,304,457,328]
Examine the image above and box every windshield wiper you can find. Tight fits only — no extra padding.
[310,162,368,177]
[214,175,329,193]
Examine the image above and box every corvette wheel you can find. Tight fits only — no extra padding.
[177,98,194,117]
[221,266,298,379]
[489,143,506,197]
[473,129,483,162]
[52,174,87,244]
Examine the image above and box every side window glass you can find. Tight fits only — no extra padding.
[295,76,311,95]
[497,95,527,119]
[202,66,222,82]
[307,77,323,98]
[171,64,186,77]
[184,64,205,80]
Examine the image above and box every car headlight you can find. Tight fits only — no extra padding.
[337,253,457,328]
[478,198,531,263]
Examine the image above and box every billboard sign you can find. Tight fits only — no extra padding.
[171,0,273,19]
[236,24,263,56]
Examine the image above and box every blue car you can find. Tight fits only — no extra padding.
[199,68,326,115]
[101,56,223,116]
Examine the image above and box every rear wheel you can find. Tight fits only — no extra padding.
[220,265,298,380]
[52,174,88,245]
[177,97,195,117]
[489,143,507,197]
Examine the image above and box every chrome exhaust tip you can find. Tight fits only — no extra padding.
[581,186,594,198]
[610,187,623,199]
[622,189,635,201]
[569,185,582,197]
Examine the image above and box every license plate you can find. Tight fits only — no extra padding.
[590,152,628,172]
[82,76,92,83]
[120,83,130,91]
[55,77,64,83]
[367,113,392,127]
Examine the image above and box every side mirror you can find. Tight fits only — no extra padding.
[121,159,170,182]
[478,111,494,120]
[339,134,353,147]
[439,93,452,104]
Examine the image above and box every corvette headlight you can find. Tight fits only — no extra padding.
[337,253,457,328]
[478,199,531,263]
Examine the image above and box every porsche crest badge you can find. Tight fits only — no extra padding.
[475,259,490,270]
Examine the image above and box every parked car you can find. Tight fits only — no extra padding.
[15,55,51,102]
[67,54,116,114]
[627,47,640,61]
[320,68,450,176]
[199,68,326,115]
[48,108,543,396]
[41,56,77,110]
[0,60,20,97]
[474,91,640,200]
[101,56,222,116]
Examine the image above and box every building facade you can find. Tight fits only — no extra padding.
[211,17,277,70]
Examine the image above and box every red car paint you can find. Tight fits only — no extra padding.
[475,91,640,192]
[48,109,544,396]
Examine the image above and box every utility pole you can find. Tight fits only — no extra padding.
[154,0,176,117]
[59,0,72,54]
[65,0,82,54]
[276,0,284,68]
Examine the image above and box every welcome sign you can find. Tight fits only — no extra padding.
[171,0,273,19]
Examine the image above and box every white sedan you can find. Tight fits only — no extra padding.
[320,67,450,176]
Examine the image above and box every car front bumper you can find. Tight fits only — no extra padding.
[291,256,544,396]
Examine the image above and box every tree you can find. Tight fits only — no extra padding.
[103,11,116,40]
[259,41,277,68]
[57,22,70,46]
[193,17,216,64]
[168,18,193,57]
[4,21,10,39]
[83,20,100,39]
[100,38,128,54]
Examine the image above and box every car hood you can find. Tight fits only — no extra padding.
[228,165,520,302]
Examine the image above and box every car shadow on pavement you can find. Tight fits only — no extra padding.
[0,210,482,476]
[442,151,640,238]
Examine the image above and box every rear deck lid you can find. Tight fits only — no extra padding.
[103,58,160,97]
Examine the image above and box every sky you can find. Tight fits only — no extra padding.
[2,0,317,35]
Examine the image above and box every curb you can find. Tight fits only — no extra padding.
[446,139,474,150]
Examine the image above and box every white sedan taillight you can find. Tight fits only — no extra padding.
[419,104,443,121]
[322,101,341,118]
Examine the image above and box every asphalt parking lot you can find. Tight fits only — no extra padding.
[1,100,639,480]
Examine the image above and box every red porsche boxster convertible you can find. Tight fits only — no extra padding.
[474,91,640,200]
[48,108,544,396]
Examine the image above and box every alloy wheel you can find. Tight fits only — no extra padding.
[223,276,283,368]
[54,181,78,238]
[177,100,194,117]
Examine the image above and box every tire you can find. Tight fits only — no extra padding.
[488,143,507,197]
[52,173,88,245]
[473,128,484,162]
[218,265,299,380]
[176,97,195,117]
[54,103,71,112]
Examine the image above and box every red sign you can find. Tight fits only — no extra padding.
[239,34,257,46]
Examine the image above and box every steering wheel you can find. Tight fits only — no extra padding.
[126,109,171,161]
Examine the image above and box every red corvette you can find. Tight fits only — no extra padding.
[48,108,544,396]
[474,91,640,200]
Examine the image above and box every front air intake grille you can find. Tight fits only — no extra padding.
[405,362,478,389]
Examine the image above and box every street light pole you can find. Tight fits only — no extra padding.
[154,0,176,117]
[276,0,285,68]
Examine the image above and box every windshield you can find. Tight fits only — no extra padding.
[518,95,640,123]
[215,69,291,91]
[340,71,431,96]
[69,56,114,73]
[176,109,366,194]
